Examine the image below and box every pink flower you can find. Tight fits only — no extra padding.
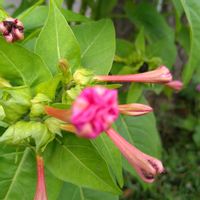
[165,80,183,91]
[95,66,172,84]
[106,128,164,183]
[196,84,200,92]
[71,86,119,138]
[34,156,47,200]
[45,88,153,137]
[45,86,164,183]
[0,18,24,43]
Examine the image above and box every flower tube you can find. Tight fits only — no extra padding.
[106,128,164,183]
[95,66,172,84]
[34,155,48,200]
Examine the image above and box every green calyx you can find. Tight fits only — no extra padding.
[0,86,32,123]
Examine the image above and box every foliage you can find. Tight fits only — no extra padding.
[0,0,199,199]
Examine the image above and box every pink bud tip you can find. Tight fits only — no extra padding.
[196,84,200,92]
[0,17,24,43]
[34,156,48,200]
[71,86,119,139]
[106,128,165,183]
[95,66,172,84]
[165,80,183,92]
[118,103,153,116]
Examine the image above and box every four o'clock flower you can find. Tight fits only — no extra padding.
[34,155,48,200]
[95,66,172,84]
[45,86,164,183]
[0,17,24,42]
[106,128,164,183]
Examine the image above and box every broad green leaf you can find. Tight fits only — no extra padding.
[44,134,121,194]
[55,0,63,8]
[35,1,81,75]
[0,38,52,87]
[58,182,118,200]
[125,2,176,67]
[73,19,116,75]
[126,83,143,103]
[22,6,90,31]
[17,0,44,21]
[180,0,200,85]
[13,0,39,17]
[91,134,123,187]
[0,147,62,200]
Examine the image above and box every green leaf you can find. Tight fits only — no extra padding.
[0,147,62,200]
[125,2,176,67]
[44,134,121,194]
[126,83,143,103]
[91,134,123,187]
[55,0,63,8]
[22,6,90,31]
[35,1,81,75]
[0,38,52,87]
[58,182,118,200]
[180,0,200,85]
[73,19,116,75]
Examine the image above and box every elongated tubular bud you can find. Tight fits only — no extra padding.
[34,156,48,200]
[118,103,153,116]
[45,106,71,122]
[105,128,164,183]
[165,80,183,92]
[95,66,172,84]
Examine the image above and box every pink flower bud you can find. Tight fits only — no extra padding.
[0,18,24,43]
[165,80,183,91]
[71,86,119,138]
[95,66,172,84]
[34,156,48,200]
[196,84,200,92]
[106,128,165,183]
[118,103,153,116]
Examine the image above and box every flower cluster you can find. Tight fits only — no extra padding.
[0,17,24,43]
[46,86,163,183]
[45,66,183,183]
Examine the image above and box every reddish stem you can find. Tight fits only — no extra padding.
[34,155,48,200]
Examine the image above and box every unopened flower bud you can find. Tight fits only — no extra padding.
[0,17,24,43]
[58,59,70,76]
[34,155,48,200]
[165,80,183,92]
[118,103,153,116]
[73,68,94,85]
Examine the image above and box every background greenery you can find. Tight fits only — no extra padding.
[0,0,200,199]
